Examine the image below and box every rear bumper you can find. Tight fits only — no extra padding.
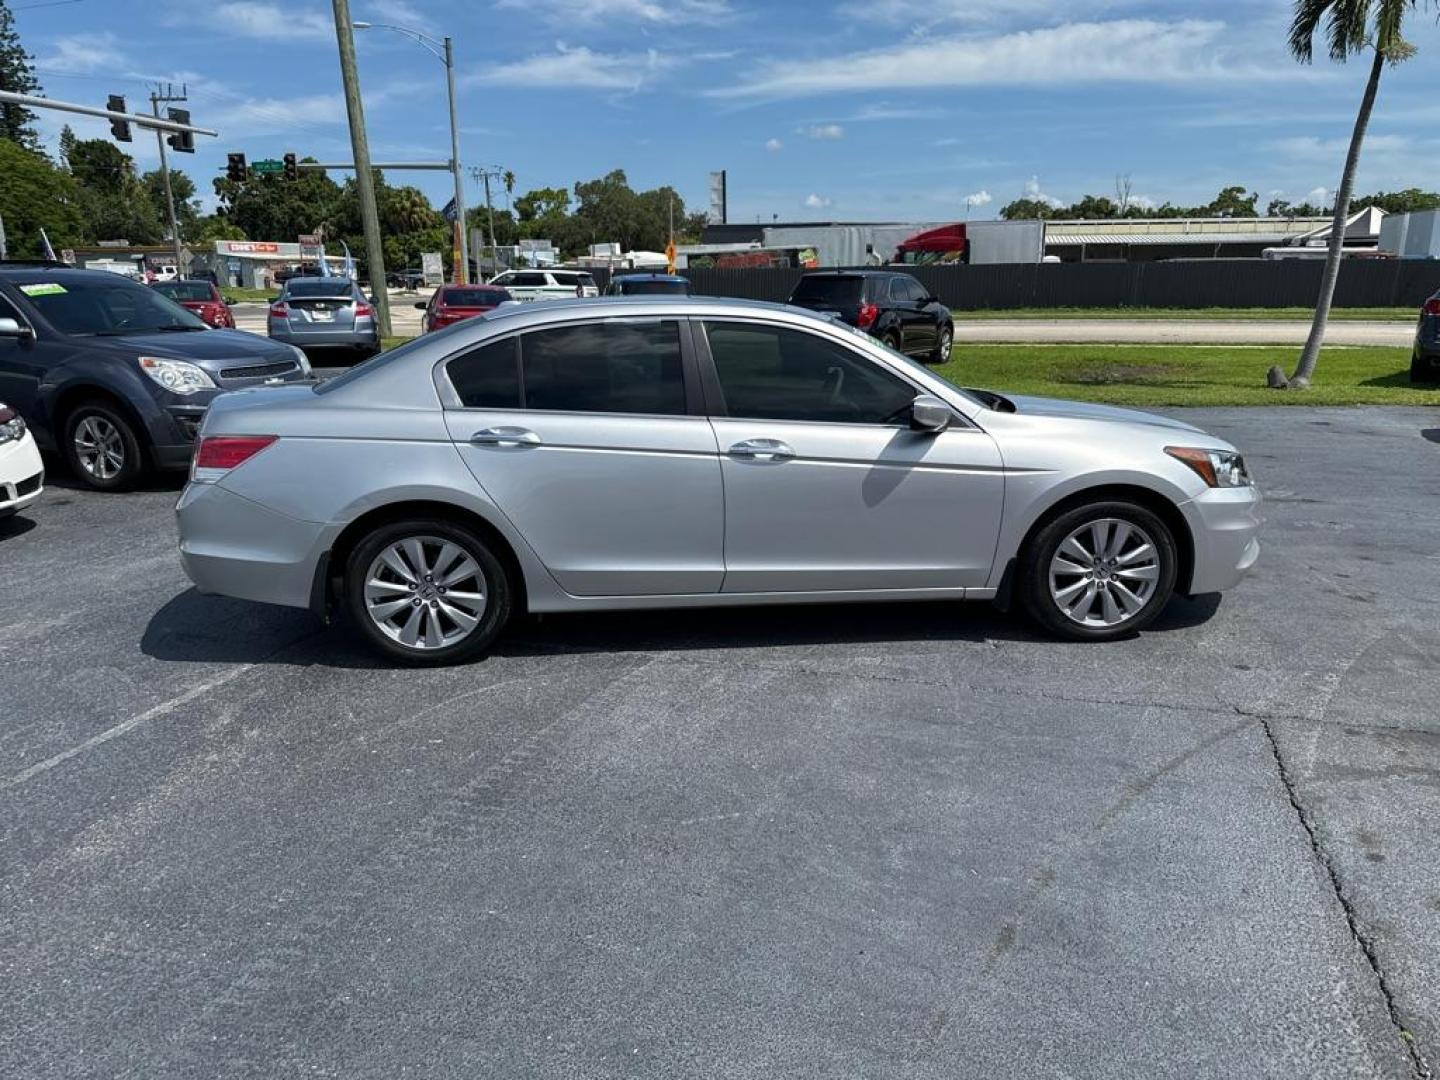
[176,481,328,609]
[269,328,379,351]
[1182,484,1262,594]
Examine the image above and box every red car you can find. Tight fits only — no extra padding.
[418,285,513,332]
[151,279,235,329]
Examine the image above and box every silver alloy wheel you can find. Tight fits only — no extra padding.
[73,415,125,481]
[1048,517,1161,628]
[936,326,952,362]
[364,535,488,650]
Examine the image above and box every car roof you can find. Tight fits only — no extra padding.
[0,264,137,281]
[798,269,902,279]
[613,272,687,282]
[473,294,829,328]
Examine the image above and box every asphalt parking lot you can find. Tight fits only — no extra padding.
[3,407,1438,1079]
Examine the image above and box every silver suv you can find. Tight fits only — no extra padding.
[177,297,1260,664]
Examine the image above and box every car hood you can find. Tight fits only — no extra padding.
[996,392,1206,434]
[89,329,295,373]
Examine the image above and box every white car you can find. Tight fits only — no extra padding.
[487,268,599,302]
[0,402,44,519]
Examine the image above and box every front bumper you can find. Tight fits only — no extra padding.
[1182,484,1262,594]
[0,434,45,516]
[176,481,329,609]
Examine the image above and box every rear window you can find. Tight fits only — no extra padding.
[615,279,689,296]
[153,282,215,302]
[442,288,509,307]
[790,275,863,306]
[286,279,354,298]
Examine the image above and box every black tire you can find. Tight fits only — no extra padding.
[344,518,512,666]
[61,399,145,492]
[1017,500,1178,642]
[1411,349,1438,384]
[882,328,903,353]
[931,321,954,365]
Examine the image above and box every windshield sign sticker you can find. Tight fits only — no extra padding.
[19,283,67,296]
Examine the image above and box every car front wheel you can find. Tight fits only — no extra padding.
[1018,501,1178,641]
[931,322,953,364]
[344,519,512,665]
[63,401,144,492]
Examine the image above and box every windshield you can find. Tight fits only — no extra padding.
[153,282,215,302]
[16,277,206,335]
[442,288,510,307]
[616,279,689,295]
[286,279,354,298]
[790,276,863,306]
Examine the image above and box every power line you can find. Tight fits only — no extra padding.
[14,0,86,9]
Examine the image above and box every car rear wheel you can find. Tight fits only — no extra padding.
[1018,500,1178,641]
[882,329,903,352]
[1411,349,1437,384]
[62,401,144,492]
[931,323,953,364]
[345,519,512,665]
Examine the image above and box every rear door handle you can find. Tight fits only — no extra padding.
[470,427,540,447]
[728,438,794,461]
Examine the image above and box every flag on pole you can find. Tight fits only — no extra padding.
[39,228,58,262]
[340,241,355,281]
[315,241,330,277]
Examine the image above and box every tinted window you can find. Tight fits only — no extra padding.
[790,275,863,306]
[704,322,916,424]
[286,279,355,298]
[898,277,928,302]
[615,278,689,296]
[442,288,510,307]
[153,281,215,302]
[448,337,521,408]
[13,276,204,335]
[510,272,548,287]
[521,321,684,415]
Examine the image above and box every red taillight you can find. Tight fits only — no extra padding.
[194,435,278,471]
[1423,298,1440,316]
[857,302,879,329]
[355,301,374,318]
[269,302,289,318]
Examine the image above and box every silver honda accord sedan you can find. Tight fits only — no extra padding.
[176,297,1260,664]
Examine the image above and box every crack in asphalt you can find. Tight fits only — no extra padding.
[1259,716,1433,1080]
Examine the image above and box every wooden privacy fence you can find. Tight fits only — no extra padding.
[650,260,1440,310]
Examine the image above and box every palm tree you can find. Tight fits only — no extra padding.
[1272,0,1426,389]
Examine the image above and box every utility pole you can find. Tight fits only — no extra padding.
[470,166,504,278]
[330,0,391,337]
[443,36,467,284]
[150,84,186,271]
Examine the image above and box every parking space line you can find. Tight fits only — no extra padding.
[4,665,254,788]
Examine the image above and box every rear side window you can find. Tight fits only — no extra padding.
[448,337,521,408]
[510,272,547,287]
[521,321,684,415]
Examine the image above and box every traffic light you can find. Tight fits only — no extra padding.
[166,108,194,153]
[226,152,248,183]
[107,94,131,142]
[283,152,298,181]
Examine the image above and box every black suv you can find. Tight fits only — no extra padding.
[787,270,953,363]
[1412,288,1439,383]
[0,263,311,491]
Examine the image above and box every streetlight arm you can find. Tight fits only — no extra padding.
[351,21,445,61]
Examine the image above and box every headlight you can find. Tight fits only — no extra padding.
[0,404,25,444]
[138,356,217,395]
[1166,446,1252,488]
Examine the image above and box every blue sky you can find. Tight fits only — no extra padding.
[14,0,1440,226]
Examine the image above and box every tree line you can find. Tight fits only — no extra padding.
[1000,184,1440,222]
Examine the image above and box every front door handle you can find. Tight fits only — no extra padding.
[728,438,794,461]
[470,427,541,447]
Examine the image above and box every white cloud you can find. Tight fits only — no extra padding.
[964,190,993,208]
[213,3,333,42]
[765,137,783,151]
[799,123,845,140]
[208,92,348,134]
[841,0,1119,25]
[469,43,676,91]
[1024,175,1064,208]
[804,193,833,208]
[34,33,124,74]
[1270,134,1413,159]
[712,20,1294,101]
[496,0,730,25]
[1128,194,1158,210]
[933,136,961,147]
[842,103,944,122]
[1306,186,1331,205]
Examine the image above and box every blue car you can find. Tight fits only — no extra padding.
[1412,289,1440,384]
[0,263,312,491]
[605,272,691,296]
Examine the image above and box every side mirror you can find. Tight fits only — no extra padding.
[0,317,31,339]
[909,394,951,433]
[414,301,427,310]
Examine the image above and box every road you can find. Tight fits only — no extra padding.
[3,408,1438,1078]
[953,318,1412,347]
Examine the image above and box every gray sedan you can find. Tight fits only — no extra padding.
[177,297,1261,664]
[266,277,379,362]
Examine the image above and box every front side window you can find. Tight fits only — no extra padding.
[522,321,684,415]
[703,321,917,425]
